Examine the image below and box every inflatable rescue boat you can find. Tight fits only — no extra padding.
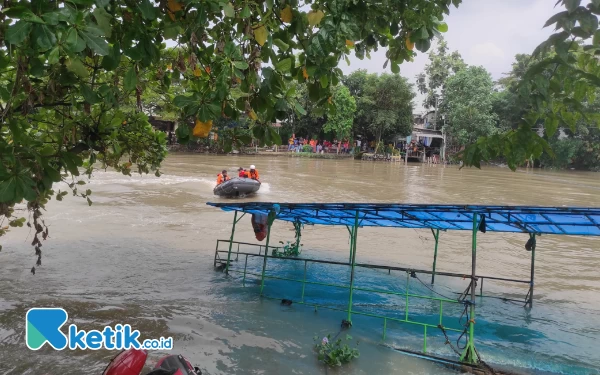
[213,177,260,197]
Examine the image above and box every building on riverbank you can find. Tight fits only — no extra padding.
[397,112,446,163]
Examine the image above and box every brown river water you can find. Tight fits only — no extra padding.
[1,154,599,375]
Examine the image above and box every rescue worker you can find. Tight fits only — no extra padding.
[248,165,260,181]
[238,167,247,177]
[216,170,230,185]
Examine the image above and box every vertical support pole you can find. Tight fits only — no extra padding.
[347,225,354,263]
[295,220,302,251]
[214,240,220,267]
[301,260,307,302]
[405,271,410,321]
[259,216,273,296]
[460,214,479,364]
[423,325,427,353]
[346,211,359,322]
[431,229,440,284]
[242,254,248,286]
[528,234,536,308]
[225,211,238,274]
[480,278,484,297]
[382,318,387,340]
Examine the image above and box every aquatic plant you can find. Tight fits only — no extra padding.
[313,334,360,367]
[273,241,302,257]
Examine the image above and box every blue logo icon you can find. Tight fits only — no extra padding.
[25,308,173,351]
[26,308,68,350]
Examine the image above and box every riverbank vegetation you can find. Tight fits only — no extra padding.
[2,0,600,269]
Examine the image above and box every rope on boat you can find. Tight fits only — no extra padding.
[413,272,458,302]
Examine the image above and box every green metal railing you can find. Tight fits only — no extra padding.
[215,240,466,353]
[212,208,540,367]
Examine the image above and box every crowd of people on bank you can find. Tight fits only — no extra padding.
[287,136,363,154]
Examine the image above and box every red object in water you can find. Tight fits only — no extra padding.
[102,349,148,375]
[251,214,268,241]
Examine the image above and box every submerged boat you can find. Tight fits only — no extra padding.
[213,177,261,197]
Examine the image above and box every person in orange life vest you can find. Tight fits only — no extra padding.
[247,165,260,182]
[238,167,247,177]
[216,170,230,185]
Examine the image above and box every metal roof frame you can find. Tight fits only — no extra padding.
[207,202,600,236]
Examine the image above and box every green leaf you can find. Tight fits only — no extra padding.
[545,115,559,136]
[240,5,251,18]
[81,84,100,104]
[579,12,598,33]
[224,41,236,57]
[65,28,86,53]
[273,38,290,51]
[66,58,89,78]
[268,126,282,145]
[223,2,235,18]
[391,62,400,73]
[48,47,60,64]
[5,20,32,46]
[293,100,307,115]
[417,27,429,40]
[138,0,156,20]
[124,66,137,92]
[39,145,55,157]
[93,7,112,36]
[594,30,600,45]
[543,11,568,28]
[436,22,448,32]
[42,11,61,25]
[0,177,19,203]
[320,75,329,88]
[0,86,10,102]
[80,30,109,55]
[275,58,292,72]
[233,61,249,69]
[62,152,83,176]
[415,39,431,52]
[164,23,180,40]
[16,9,45,24]
[33,24,57,51]
[101,43,121,71]
[173,95,198,108]
[565,0,580,12]
[175,124,191,144]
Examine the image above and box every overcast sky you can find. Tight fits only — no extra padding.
[339,0,562,113]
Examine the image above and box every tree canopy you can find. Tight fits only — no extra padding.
[323,85,356,146]
[343,70,414,143]
[460,0,600,169]
[0,0,457,269]
[416,36,465,110]
[442,66,499,146]
[3,0,600,269]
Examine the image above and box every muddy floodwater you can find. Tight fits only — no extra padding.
[1,154,599,375]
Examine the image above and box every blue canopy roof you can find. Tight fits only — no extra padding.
[207,202,600,236]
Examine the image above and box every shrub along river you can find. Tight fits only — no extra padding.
[1,154,599,374]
